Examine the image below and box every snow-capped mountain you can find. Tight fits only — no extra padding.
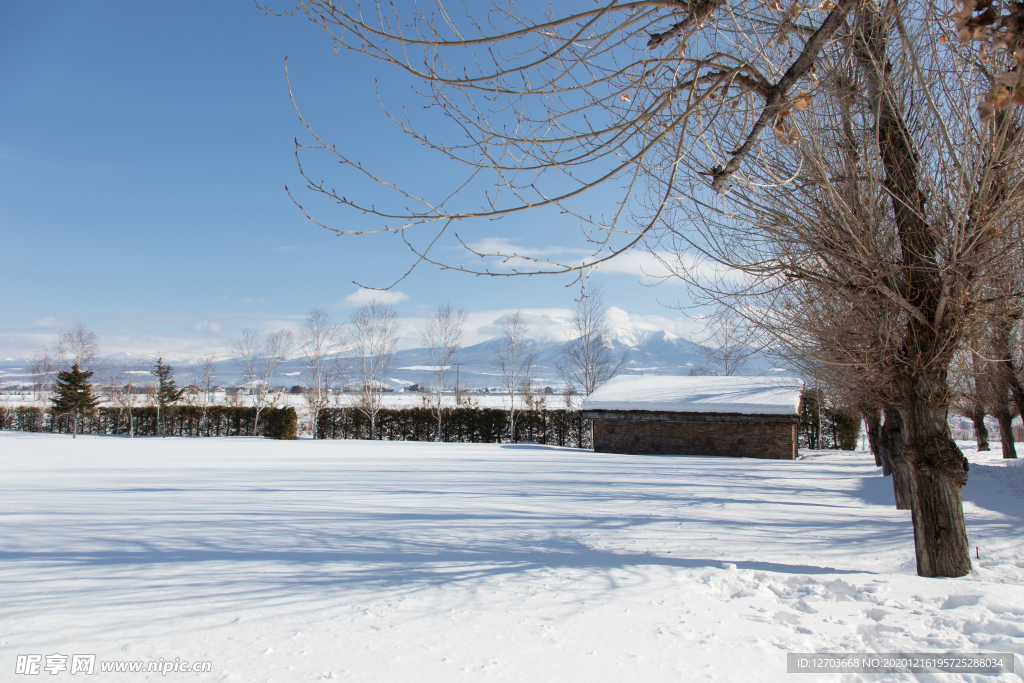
[0,329,773,391]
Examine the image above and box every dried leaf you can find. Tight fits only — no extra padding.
[994,84,1011,109]
[1015,50,1024,67]
[819,0,836,8]
[778,107,792,117]
[810,73,820,86]
[778,33,790,45]
[1013,86,1024,105]
[784,127,800,145]
[793,93,812,111]
[978,100,996,121]
[959,27,973,45]
[767,0,784,10]
[980,44,990,63]
[996,71,1019,86]
[940,34,948,45]
[790,1,801,19]
[774,119,788,140]
[620,93,631,102]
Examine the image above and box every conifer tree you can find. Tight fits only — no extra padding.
[152,358,184,437]
[51,363,99,438]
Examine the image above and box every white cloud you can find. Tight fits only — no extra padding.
[193,321,222,333]
[33,316,58,327]
[460,240,743,290]
[339,288,410,308]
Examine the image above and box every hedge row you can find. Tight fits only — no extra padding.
[315,407,591,447]
[0,405,297,439]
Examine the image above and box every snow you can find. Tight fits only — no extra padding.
[582,375,804,415]
[1,433,1022,681]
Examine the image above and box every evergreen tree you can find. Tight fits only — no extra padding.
[152,358,184,437]
[51,363,99,438]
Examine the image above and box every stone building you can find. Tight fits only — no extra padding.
[581,375,804,459]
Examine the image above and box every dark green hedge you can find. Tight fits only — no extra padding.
[0,405,297,439]
[0,404,589,447]
[316,406,591,447]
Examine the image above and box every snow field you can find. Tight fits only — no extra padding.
[0,433,1022,681]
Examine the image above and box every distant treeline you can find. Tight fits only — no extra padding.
[0,405,297,440]
[315,407,591,448]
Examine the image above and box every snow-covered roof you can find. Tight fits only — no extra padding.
[581,375,804,416]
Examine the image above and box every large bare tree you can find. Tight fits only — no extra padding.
[347,301,400,440]
[555,286,623,397]
[421,302,468,442]
[661,1,1024,576]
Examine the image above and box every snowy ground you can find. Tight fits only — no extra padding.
[1,434,1022,682]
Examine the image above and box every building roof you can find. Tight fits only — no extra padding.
[581,375,804,416]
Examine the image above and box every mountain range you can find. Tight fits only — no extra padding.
[0,329,778,391]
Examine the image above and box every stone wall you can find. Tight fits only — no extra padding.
[584,411,798,459]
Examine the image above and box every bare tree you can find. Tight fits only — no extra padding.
[421,303,468,442]
[109,358,146,437]
[29,351,55,401]
[54,323,99,372]
[234,329,293,436]
[299,308,344,438]
[696,307,760,377]
[555,286,623,397]
[187,355,218,435]
[493,311,536,443]
[949,347,991,452]
[347,301,399,440]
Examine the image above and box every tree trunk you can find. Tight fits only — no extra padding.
[863,407,883,467]
[971,405,990,451]
[880,405,907,503]
[899,374,972,578]
[971,353,990,451]
[996,404,1017,459]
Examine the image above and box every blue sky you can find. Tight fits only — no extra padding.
[1,2,700,359]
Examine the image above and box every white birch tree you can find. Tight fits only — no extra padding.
[493,310,535,443]
[421,302,467,442]
[234,329,293,436]
[299,308,344,438]
[555,286,623,398]
[347,301,399,440]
